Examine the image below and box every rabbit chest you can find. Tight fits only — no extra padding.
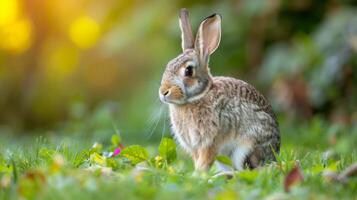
[169,103,219,152]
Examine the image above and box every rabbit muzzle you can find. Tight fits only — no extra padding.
[159,83,186,105]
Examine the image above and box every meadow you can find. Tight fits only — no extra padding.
[1,116,356,200]
[1,0,357,199]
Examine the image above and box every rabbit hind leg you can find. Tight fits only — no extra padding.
[244,139,280,169]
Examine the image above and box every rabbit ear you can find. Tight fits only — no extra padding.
[195,14,221,63]
[179,8,194,51]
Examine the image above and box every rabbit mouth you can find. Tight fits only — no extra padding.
[159,92,187,105]
[161,97,187,105]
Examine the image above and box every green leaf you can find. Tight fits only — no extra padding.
[216,155,233,167]
[158,137,177,164]
[121,145,149,165]
[90,152,106,166]
[238,170,259,183]
[73,150,90,167]
[111,134,121,146]
[38,147,56,161]
[106,158,119,170]
[11,158,18,182]
[91,142,103,153]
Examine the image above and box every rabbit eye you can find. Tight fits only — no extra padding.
[184,65,194,77]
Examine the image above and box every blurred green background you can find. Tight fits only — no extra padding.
[0,0,356,143]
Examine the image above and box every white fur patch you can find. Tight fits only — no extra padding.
[232,146,250,170]
[216,140,252,171]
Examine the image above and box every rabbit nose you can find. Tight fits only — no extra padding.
[160,85,171,97]
[162,89,170,96]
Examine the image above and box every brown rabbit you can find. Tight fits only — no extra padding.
[159,9,280,172]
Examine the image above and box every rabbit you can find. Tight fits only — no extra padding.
[159,8,280,172]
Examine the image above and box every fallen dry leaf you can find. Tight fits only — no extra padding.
[284,165,304,192]
[324,162,357,184]
[340,162,357,178]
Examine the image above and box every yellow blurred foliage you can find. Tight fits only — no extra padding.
[41,42,79,79]
[0,18,32,54]
[0,0,19,26]
[69,16,101,49]
[0,0,32,54]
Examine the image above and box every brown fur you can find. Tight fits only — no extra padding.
[168,77,280,171]
[159,10,280,172]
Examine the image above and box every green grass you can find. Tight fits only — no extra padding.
[0,117,356,200]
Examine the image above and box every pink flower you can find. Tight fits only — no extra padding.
[113,148,121,156]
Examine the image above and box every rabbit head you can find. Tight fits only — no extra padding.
[159,9,221,105]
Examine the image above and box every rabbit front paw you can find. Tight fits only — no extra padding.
[192,146,216,172]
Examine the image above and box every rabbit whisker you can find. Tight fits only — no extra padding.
[145,104,164,140]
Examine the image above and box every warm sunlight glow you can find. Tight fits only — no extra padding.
[0,0,19,26]
[42,42,79,79]
[0,17,32,54]
[69,16,100,49]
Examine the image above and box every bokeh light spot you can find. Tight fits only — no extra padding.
[69,16,100,49]
[0,18,32,54]
[0,0,19,26]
